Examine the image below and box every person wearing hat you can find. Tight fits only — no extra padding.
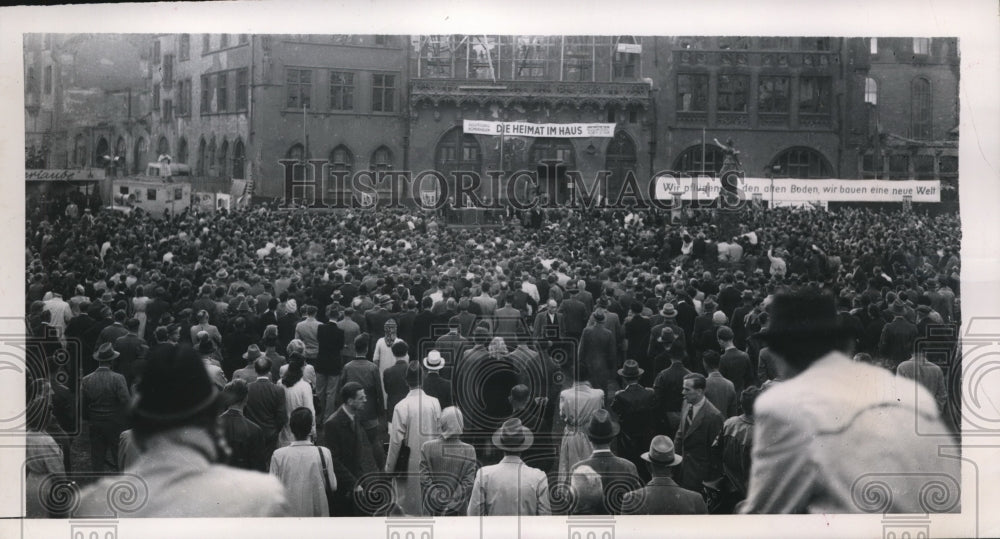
[113,318,149,390]
[233,345,264,385]
[577,309,618,397]
[571,409,643,515]
[878,298,919,370]
[467,418,551,516]
[96,309,129,350]
[421,350,452,409]
[81,343,131,472]
[418,406,478,516]
[385,361,442,516]
[620,435,707,515]
[611,360,657,480]
[78,344,289,517]
[741,289,959,514]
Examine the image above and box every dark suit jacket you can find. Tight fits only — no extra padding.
[622,476,709,515]
[419,438,478,516]
[219,408,266,472]
[719,347,756,395]
[316,322,345,375]
[434,332,468,381]
[493,306,526,340]
[559,297,590,337]
[675,399,724,492]
[244,378,287,442]
[113,333,148,388]
[532,310,565,341]
[383,360,410,414]
[578,324,618,390]
[611,383,657,449]
[450,311,478,338]
[880,317,919,365]
[422,372,452,409]
[573,451,643,514]
[323,407,379,496]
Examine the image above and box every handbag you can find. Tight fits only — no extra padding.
[317,447,336,514]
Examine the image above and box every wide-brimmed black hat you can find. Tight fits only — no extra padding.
[131,344,219,426]
[753,290,849,344]
[585,409,620,443]
[617,359,644,379]
[492,417,534,452]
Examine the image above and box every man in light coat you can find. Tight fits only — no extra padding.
[467,418,550,516]
[385,362,442,516]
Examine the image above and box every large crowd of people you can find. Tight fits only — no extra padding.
[23,197,962,517]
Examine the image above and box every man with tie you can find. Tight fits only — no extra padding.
[674,373,724,493]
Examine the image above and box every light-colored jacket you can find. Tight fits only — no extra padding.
[742,352,960,514]
[270,441,336,517]
[78,427,288,517]
[467,455,551,516]
[386,388,442,515]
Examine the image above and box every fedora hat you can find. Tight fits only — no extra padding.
[617,359,644,379]
[423,350,445,371]
[585,409,620,443]
[657,326,676,343]
[889,299,907,316]
[132,344,219,426]
[492,417,534,453]
[659,303,678,318]
[641,435,683,466]
[243,344,263,360]
[93,342,119,362]
[753,290,849,344]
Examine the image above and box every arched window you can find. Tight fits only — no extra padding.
[232,139,246,180]
[132,137,147,174]
[95,137,110,168]
[219,138,229,177]
[157,136,170,158]
[530,138,575,167]
[612,36,639,80]
[604,130,637,195]
[530,138,576,204]
[73,134,87,168]
[177,137,188,164]
[196,137,207,175]
[370,146,393,171]
[435,127,482,176]
[114,137,127,177]
[327,145,353,196]
[286,143,305,182]
[768,147,833,178]
[911,77,932,140]
[672,144,725,175]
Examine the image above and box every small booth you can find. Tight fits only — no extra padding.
[26,168,107,217]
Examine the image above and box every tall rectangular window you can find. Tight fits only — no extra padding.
[153,40,161,64]
[286,68,312,109]
[179,34,190,61]
[236,68,248,111]
[798,76,831,114]
[163,54,174,89]
[181,79,192,116]
[329,71,354,111]
[162,99,173,122]
[913,38,930,55]
[372,73,395,112]
[676,73,709,112]
[717,74,749,112]
[153,83,160,110]
[216,71,228,112]
[758,76,790,113]
[200,74,210,114]
[870,37,878,56]
[911,78,932,140]
[44,65,52,94]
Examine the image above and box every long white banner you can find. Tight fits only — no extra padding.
[463,120,615,138]
[652,176,942,203]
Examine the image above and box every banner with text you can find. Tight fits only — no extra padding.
[26,169,107,182]
[652,177,941,203]
[463,120,615,138]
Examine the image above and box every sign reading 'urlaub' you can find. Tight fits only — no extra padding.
[463,120,615,138]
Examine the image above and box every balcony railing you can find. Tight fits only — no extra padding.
[410,79,650,109]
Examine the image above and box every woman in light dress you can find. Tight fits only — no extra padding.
[131,285,150,339]
[557,361,604,481]
[277,353,316,448]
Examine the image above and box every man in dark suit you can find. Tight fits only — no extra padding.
[411,297,438,356]
[675,373,724,493]
[577,309,617,391]
[434,321,468,381]
[421,350,452,409]
[243,356,287,466]
[493,295,527,344]
[559,282,590,345]
[717,326,756,396]
[572,409,643,515]
[219,379,266,472]
[113,318,148,389]
[622,435,708,515]
[879,299,919,369]
[611,360,657,481]
[532,299,565,344]
[323,382,381,516]
[623,302,653,379]
[316,305,346,423]
[382,342,411,416]
[652,342,690,436]
[450,299,479,338]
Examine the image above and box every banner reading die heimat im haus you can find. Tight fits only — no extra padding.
[463,120,615,138]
